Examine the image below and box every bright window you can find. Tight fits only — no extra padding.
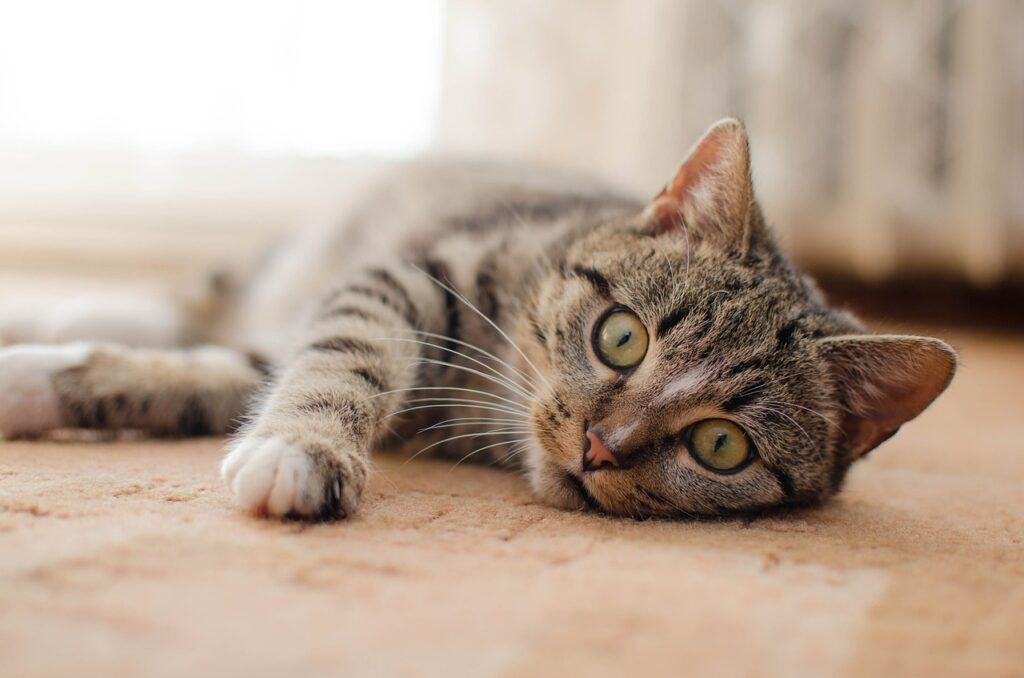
[0,0,445,156]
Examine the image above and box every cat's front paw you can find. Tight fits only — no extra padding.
[220,435,365,520]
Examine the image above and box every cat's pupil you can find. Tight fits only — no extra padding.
[714,433,728,453]
[616,330,632,348]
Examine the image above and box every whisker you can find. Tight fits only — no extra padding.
[746,404,814,443]
[411,330,539,392]
[758,399,834,426]
[370,386,528,411]
[403,396,528,413]
[387,403,526,420]
[421,416,525,432]
[700,288,732,308]
[452,437,531,469]
[495,441,531,466]
[736,381,772,397]
[424,421,530,433]
[405,429,529,464]
[636,485,693,518]
[409,357,533,400]
[377,336,537,395]
[414,264,552,391]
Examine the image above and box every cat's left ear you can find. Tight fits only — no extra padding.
[643,117,763,252]
[819,335,957,459]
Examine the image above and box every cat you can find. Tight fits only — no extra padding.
[0,119,957,520]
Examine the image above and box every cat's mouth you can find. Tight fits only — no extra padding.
[562,471,603,511]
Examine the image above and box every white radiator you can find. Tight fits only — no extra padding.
[438,0,1024,284]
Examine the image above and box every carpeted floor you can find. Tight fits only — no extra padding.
[1,327,1022,678]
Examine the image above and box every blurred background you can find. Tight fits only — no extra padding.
[1,0,1022,327]
[4,8,1022,676]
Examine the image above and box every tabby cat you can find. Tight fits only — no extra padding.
[0,119,956,520]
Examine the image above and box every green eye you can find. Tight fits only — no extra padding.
[687,419,752,472]
[593,308,649,369]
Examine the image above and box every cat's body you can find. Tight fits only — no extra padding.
[229,160,641,373]
[0,120,957,520]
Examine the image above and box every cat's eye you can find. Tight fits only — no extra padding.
[593,308,649,370]
[686,419,752,473]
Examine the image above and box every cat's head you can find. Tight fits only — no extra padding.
[519,118,957,517]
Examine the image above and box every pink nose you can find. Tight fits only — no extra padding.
[583,429,619,471]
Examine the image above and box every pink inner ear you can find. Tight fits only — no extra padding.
[858,349,955,433]
[825,336,958,458]
[663,133,725,200]
[649,131,726,234]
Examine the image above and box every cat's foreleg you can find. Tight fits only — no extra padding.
[0,343,263,438]
[222,264,442,520]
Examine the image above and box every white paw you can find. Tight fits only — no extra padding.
[0,343,93,438]
[221,435,362,520]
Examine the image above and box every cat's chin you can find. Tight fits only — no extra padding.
[527,458,602,512]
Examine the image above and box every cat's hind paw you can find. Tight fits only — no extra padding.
[0,343,92,438]
[221,435,365,520]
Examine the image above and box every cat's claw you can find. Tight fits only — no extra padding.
[221,435,362,520]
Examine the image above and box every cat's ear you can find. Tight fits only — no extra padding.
[819,335,957,458]
[643,117,761,250]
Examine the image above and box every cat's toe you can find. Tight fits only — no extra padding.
[222,435,363,520]
[0,343,92,438]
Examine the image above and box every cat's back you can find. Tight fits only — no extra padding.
[336,157,640,255]
[231,158,639,359]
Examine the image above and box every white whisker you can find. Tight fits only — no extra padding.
[495,441,531,466]
[421,415,525,432]
[409,357,533,400]
[370,386,527,411]
[377,336,537,395]
[637,485,693,518]
[747,404,813,443]
[414,264,552,391]
[424,421,529,433]
[452,437,531,469]
[387,403,526,420]
[405,429,528,464]
[759,399,834,426]
[404,396,528,413]
[411,330,538,392]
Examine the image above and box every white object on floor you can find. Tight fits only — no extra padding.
[0,294,184,347]
[0,343,94,437]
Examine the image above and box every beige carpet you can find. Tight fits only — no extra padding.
[1,327,1022,678]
